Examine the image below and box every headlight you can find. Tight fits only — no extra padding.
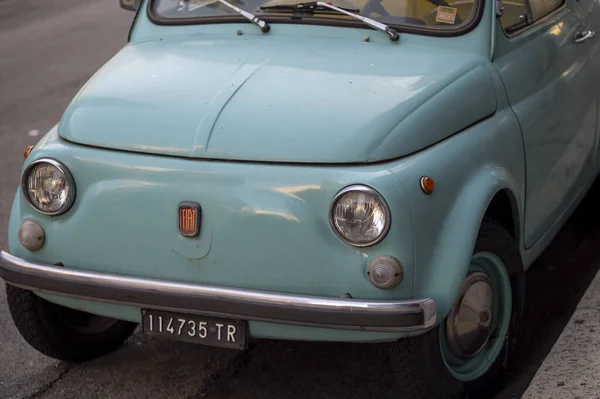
[329,185,390,247]
[22,159,75,216]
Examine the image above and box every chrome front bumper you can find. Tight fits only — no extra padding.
[0,251,436,332]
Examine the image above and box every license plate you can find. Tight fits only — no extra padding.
[141,309,246,350]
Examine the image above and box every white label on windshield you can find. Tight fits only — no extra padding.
[435,6,458,24]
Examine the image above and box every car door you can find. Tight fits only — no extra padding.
[572,0,600,169]
[493,0,597,248]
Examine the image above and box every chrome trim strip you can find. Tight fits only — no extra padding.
[0,251,436,332]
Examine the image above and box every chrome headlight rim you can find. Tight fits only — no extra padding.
[329,184,391,247]
[21,158,76,216]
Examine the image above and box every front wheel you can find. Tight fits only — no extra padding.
[6,285,137,363]
[391,218,525,398]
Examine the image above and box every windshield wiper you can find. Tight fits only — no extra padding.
[260,1,398,41]
[260,1,359,13]
[218,0,271,32]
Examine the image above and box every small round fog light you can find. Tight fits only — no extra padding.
[367,256,403,289]
[18,220,45,251]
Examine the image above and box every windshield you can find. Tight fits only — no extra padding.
[151,0,480,32]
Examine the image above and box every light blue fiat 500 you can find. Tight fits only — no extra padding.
[2,0,598,396]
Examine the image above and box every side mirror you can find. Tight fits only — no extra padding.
[120,0,142,11]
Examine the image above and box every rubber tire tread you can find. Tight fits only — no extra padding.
[391,218,525,399]
[6,285,137,363]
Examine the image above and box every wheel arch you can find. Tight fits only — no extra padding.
[411,167,525,321]
[483,188,521,244]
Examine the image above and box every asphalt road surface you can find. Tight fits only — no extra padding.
[2,1,600,398]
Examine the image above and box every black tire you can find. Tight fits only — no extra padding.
[391,218,526,399]
[6,285,137,363]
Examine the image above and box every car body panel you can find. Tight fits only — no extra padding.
[13,128,417,301]
[494,5,599,248]
[573,0,600,166]
[391,64,526,318]
[57,35,495,164]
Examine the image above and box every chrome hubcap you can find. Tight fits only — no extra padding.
[446,272,494,359]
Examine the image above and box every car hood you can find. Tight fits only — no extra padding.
[58,36,496,163]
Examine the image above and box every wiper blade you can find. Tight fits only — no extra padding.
[260,1,359,13]
[260,1,398,41]
[218,0,270,32]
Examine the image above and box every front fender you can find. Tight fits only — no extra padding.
[391,107,525,320]
[418,167,522,320]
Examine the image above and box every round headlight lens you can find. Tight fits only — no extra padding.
[23,159,75,215]
[330,185,390,247]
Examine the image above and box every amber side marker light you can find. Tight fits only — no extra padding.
[24,146,33,159]
[420,176,435,194]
